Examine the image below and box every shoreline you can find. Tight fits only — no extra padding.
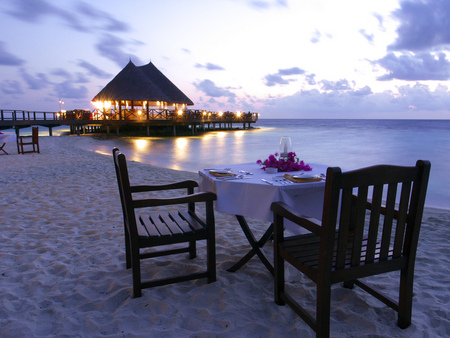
[1,136,449,337]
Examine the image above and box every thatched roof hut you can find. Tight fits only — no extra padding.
[92,61,194,108]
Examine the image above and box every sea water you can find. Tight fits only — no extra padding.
[5,119,449,209]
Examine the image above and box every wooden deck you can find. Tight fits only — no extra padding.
[0,109,259,136]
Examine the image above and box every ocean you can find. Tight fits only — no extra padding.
[4,119,449,209]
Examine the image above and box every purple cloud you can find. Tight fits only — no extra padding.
[0,42,25,66]
[320,79,352,91]
[194,79,236,98]
[389,0,450,51]
[2,80,24,95]
[19,68,51,90]
[195,63,225,71]
[264,67,305,86]
[376,52,450,81]
[77,60,112,79]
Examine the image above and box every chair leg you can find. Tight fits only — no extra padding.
[131,246,142,298]
[316,282,331,337]
[124,229,131,269]
[274,246,285,305]
[397,267,413,329]
[206,229,216,283]
[189,240,197,259]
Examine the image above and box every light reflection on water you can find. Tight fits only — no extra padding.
[71,119,448,209]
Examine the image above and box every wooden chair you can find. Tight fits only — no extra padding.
[271,160,431,337]
[112,148,217,298]
[17,127,40,154]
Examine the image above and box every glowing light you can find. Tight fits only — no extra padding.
[178,109,183,116]
[135,139,148,150]
[235,130,244,137]
[176,138,187,150]
[203,111,207,115]
[236,110,242,117]
[218,111,223,117]
[217,132,226,138]
[138,110,142,115]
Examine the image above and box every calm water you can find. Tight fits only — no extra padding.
[70,119,449,210]
[5,119,448,209]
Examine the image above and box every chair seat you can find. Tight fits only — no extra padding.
[138,211,207,240]
[280,233,403,284]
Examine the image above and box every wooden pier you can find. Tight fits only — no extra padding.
[0,109,259,136]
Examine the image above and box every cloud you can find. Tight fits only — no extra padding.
[0,42,25,66]
[310,29,332,44]
[1,80,24,95]
[359,29,374,43]
[376,52,450,81]
[248,0,287,10]
[5,0,130,33]
[320,79,352,91]
[259,82,450,117]
[305,74,316,85]
[19,68,51,90]
[95,34,142,67]
[75,2,130,33]
[195,63,225,71]
[77,60,112,78]
[54,81,88,99]
[389,0,450,51]
[193,79,236,98]
[264,67,305,86]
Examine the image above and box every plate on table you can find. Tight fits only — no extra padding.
[293,173,316,179]
[209,169,232,174]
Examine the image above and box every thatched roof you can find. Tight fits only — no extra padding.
[92,61,194,105]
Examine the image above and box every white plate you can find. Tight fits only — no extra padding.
[293,174,316,179]
[209,170,232,174]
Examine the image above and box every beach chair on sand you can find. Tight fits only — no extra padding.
[112,148,217,298]
[271,160,431,337]
[17,126,40,154]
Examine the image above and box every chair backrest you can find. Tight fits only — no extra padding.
[113,148,139,240]
[32,127,39,141]
[320,160,431,278]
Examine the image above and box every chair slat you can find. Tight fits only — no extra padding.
[351,186,368,267]
[179,211,205,231]
[365,184,383,263]
[149,213,172,236]
[379,183,397,260]
[171,212,194,232]
[393,182,412,257]
[159,213,183,235]
[139,213,160,237]
[335,188,353,269]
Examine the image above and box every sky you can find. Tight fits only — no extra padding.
[1,0,450,119]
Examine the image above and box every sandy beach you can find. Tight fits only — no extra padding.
[1,136,449,337]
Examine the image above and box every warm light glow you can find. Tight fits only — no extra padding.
[138,110,142,115]
[176,138,187,151]
[235,130,244,137]
[177,109,183,116]
[236,110,242,117]
[203,111,207,115]
[157,101,160,106]
[217,132,226,138]
[135,139,148,150]
[91,101,111,110]
[218,111,223,117]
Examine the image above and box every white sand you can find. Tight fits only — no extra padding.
[1,136,449,337]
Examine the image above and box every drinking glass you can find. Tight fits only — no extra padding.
[279,136,292,159]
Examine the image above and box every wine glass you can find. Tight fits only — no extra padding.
[279,136,292,159]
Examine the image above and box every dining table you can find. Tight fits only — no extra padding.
[198,162,328,275]
[0,133,16,155]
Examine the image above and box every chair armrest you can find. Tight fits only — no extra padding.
[131,180,199,193]
[271,201,322,235]
[133,191,216,208]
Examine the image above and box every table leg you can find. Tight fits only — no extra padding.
[0,143,8,155]
[227,215,274,275]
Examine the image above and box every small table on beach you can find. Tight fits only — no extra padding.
[198,163,328,275]
[0,134,16,155]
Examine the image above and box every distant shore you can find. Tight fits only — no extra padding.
[1,136,449,337]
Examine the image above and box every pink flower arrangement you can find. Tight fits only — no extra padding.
[257,152,312,172]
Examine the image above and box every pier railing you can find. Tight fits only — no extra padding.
[1,109,258,123]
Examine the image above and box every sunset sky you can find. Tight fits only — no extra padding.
[1,0,450,119]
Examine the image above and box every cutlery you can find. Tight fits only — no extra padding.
[261,179,273,185]
[239,170,253,175]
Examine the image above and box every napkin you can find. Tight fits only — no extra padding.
[284,173,323,183]
[209,171,236,178]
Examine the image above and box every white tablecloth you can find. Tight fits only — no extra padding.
[0,133,16,143]
[199,162,328,223]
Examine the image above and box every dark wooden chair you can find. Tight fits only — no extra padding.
[17,126,40,154]
[112,148,217,298]
[271,160,431,337]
